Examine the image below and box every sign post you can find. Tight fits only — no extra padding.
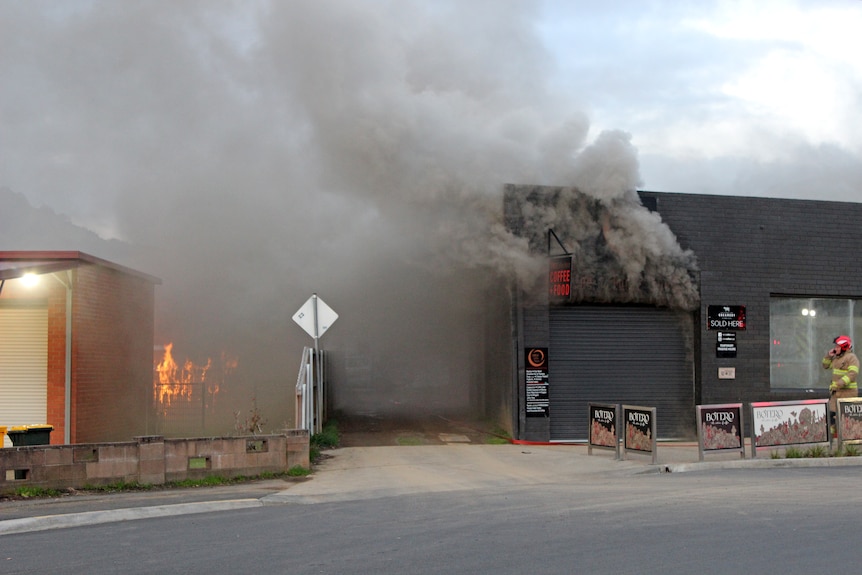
[292,294,338,434]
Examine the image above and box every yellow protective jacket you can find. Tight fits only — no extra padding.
[823,351,860,392]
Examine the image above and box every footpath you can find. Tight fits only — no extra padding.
[2,440,861,536]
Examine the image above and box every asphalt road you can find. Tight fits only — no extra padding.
[0,444,859,574]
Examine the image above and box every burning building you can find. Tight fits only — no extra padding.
[496,187,862,442]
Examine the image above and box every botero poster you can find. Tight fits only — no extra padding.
[589,404,617,448]
[751,401,828,447]
[623,406,654,453]
[699,405,742,451]
[839,399,862,441]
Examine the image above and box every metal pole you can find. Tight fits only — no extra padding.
[312,294,322,435]
[306,352,313,431]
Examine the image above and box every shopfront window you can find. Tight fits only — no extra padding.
[770,297,862,389]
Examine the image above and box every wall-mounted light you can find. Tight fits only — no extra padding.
[20,273,40,288]
[802,308,816,317]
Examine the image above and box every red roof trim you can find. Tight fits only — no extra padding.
[0,251,161,284]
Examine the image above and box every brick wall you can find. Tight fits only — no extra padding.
[502,187,862,437]
[72,264,156,443]
[46,281,68,443]
[639,191,862,407]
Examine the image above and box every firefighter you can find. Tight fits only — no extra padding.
[823,335,859,434]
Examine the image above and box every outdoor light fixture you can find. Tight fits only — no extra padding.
[801,308,816,317]
[20,273,40,287]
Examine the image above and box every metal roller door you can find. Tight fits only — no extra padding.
[0,306,48,447]
[549,306,694,440]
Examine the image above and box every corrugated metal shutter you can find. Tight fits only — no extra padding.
[0,307,48,447]
[549,306,694,440]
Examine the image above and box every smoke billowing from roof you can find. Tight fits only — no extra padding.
[505,130,699,311]
[0,2,698,425]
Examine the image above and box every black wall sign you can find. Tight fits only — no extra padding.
[525,348,549,417]
[716,331,737,358]
[707,305,746,330]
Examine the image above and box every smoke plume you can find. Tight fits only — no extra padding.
[0,1,698,428]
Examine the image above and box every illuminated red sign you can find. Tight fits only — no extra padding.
[549,256,571,300]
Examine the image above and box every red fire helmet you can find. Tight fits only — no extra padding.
[834,335,853,352]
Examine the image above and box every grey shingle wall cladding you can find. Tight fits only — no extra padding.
[639,191,862,405]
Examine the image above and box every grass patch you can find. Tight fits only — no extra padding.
[485,436,510,445]
[396,435,424,446]
[840,444,861,457]
[783,447,804,458]
[286,465,312,477]
[82,480,156,493]
[14,486,63,499]
[81,471,299,493]
[310,419,340,463]
[485,425,512,445]
[169,476,232,489]
[804,445,829,458]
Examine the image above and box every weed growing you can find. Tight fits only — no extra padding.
[804,445,828,458]
[14,486,63,498]
[784,447,803,458]
[396,436,424,446]
[310,419,340,462]
[287,465,312,477]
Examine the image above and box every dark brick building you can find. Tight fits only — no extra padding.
[0,252,159,444]
[500,187,862,442]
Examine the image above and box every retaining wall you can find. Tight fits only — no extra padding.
[0,430,309,494]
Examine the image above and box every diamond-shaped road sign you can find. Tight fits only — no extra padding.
[292,294,338,339]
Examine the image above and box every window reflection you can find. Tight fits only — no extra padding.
[770,297,859,389]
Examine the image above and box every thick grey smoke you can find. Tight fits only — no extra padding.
[0,1,696,428]
[508,131,699,310]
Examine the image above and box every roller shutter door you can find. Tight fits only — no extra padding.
[549,306,694,440]
[0,307,48,447]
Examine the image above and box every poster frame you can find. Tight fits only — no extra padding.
[696,403,745,461]
[836,397,862,452]
[749,399,829,458]
[587,402,620,459]
[621,405,657,464]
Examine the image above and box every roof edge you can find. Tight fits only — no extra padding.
[0,251,161,285]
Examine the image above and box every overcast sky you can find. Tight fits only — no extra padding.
[3,1,860,240]
[1,1,861,419]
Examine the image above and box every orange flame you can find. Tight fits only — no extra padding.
[153,343,230,415]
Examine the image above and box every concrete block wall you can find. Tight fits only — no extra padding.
[0,431,309,495]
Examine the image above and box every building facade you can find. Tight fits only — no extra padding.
[0,251,160,445]
[501,187,862,442]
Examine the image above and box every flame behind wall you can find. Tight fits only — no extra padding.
[153,342,238,436]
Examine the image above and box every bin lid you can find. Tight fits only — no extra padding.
[9,425,53,431]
